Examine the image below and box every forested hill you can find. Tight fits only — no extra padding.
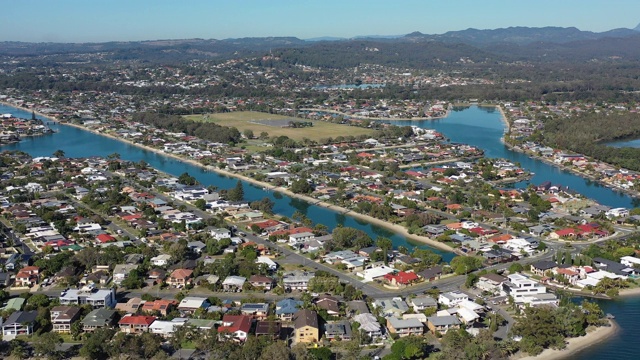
[2,25,640,65]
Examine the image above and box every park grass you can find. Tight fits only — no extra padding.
[183,111,377,142]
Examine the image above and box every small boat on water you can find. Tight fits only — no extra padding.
[606,313,615,319]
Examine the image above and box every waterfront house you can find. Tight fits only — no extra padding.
[82,308,117,332]
[2,311,38,339]
[294,309,319,343]
[50,306,82,334]
[501,274,547,301]
[118,314,156,334]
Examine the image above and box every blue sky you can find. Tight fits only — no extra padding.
[2,0,639,43]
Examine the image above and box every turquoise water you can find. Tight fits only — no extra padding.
[607,138,640,148]
[388,106,640,209]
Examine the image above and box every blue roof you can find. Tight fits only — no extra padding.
[276,298,303,315]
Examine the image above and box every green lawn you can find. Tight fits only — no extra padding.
[184,111,377,142]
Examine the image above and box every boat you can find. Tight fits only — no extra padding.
[606,313,615,319]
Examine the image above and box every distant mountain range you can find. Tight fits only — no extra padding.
[3,25,640,65]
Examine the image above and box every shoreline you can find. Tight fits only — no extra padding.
[512,320,619,360]
[618,287,640,297]
[58,121,456,253]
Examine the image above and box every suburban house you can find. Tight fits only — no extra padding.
[530,261,558,276]
[410,296,438,312]
[314,295,340,316]
[15,266,40,287]
[211,228,232,240]
[141,299,177,316]
[113,264,138,284]
[501,274,547,301]
[177,296,209,314]
[476,273,508,294]
[384,271,419,287]
[168,268,193,287]
[282,271,314,291]
[353,313,382,338]
[275,298,302,321]
[240,303,270,320]
[294,309,319,343]
[217,314,252,342]
[118,314,156,334]
[324,320,352,341]
[438,291,469,307]
[150,254,172,267]
[50,306,82,333]
[248,275,274,290]
[149,319,186,338]
[82,308,117,332]
[373,297,409,317]
[417,266,443,282]
[386,317,424,337]
[427,315,461,334]
[222,276,246,291]
[59,286,117,308]
[2,311,38,339]
[255,321,282,339]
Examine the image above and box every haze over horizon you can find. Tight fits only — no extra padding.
[2,0,640,43]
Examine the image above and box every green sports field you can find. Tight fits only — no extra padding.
[183,111,377,141]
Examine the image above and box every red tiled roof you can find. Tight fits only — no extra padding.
[118,315,156,326]
[218,315,252,334]
[384,271,419,284]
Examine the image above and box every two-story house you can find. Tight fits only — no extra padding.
[386,317,424,337]
[118,314,156,334]
[50,306,82,333]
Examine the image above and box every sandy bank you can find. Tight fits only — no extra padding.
[618,287,640,297]
[57,122,456,253]
[512,320,619,360]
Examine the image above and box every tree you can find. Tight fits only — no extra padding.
[194,198,206,210]
[32,332,63,360]
[259,341,291,360]
[290,179,313,194]
[465,273,479,288]
[243,129,255,139]
[450,256,483,275]
[227,180,244,201]
[178,172,197,186]
[80,328,117,360]
[308,347,332,360]
[508,263,524,274]
[52,149,65,158]
[376,237,393,264]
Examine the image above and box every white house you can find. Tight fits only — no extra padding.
[438,291,468,307]
[620,256,640,268]
[256,256,277,271]
[501,273,547,301]
[151,254,172,267]
[211,228,232,240]
[606,208,629,219]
